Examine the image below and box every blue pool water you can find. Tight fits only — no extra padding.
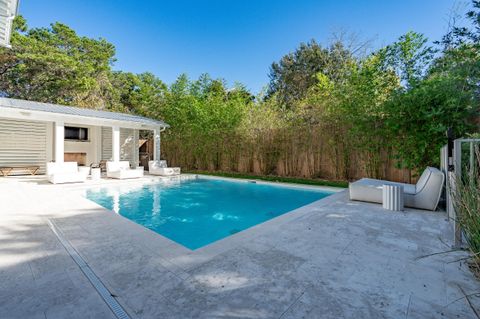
[86,178,333,249]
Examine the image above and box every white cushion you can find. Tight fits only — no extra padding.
[415,167,432,193]
[46,162,86,184]
[149,160,159,170]
[49,172,86,184]
[108,167,144,179]
[47,162,79,175]
[148,160,180,176]
[149,160,168,169]
[158,160,168,168]
[106,161,143,179]
[106,161,130,173]
[411,167,445,210]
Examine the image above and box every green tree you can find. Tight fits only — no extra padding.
[267,40,354,108]
[382,31,434,88]
[386,7,480,169]
[440,0,480,48]
[385,74,477,170]
[110,71,167,116]
[298,51,399,178]
[0,16,116,108]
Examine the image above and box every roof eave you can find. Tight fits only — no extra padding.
[0,105,168,130]
[0,97,169,130]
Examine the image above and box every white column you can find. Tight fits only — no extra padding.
[112,126,120,162]
[133,129,139,167]
[54,121,64,163]
[153,127,161,161]
[94,127,102,163]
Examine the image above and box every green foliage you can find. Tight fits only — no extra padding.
[451,145,480,266]
[0,16,117,107]
[382,31,434,88]
[267,40,354,108]
[441,0,480,47]
[294,51,400,177]
[386,72,476,169]
[385,39,480,170]
[110,71,167,115]
[160,73,248,134]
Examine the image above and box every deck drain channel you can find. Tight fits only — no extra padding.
[46,219,131,319]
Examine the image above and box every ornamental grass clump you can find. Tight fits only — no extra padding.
[452,146,480,272]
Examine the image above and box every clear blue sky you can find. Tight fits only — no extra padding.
[20,0,461,93]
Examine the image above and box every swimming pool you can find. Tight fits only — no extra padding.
[85,177,333,249]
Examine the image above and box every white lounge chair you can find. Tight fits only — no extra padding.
[46,162,87,184]
[106,161,144,179]
[148,160,181,176]
[349,167,445,211]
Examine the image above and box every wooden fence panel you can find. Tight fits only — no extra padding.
[158,128,415,183]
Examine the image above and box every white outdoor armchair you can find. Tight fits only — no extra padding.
[106,161,144,179]
[46,162,86,184]
[349,167,445,211]
[148,160,181,176]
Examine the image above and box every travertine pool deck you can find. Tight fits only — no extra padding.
[1,175,479,318]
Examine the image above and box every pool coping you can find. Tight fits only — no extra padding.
[188,174,344,193]
[64,174,345,271]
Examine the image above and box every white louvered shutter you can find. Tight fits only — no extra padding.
[0,119,47,174]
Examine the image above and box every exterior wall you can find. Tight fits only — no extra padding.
[0,118,49,174]
[120,128,135,165]
[101,127,139,167]
[101,127,112,161]
[64,125,100,166]
[133,129,139,166]
[46,122,53,163]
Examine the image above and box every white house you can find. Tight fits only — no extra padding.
[0,97,169,174]
[0,0,18,48]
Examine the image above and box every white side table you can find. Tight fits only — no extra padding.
[382,185,404,211]
[91,168,101,181]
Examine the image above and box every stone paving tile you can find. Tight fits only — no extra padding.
[160,246,308,318]
[280,283,388,319]
[0,216,115,319]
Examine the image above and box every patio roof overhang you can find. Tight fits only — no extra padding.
[0,97,169,131]
[0,0,19,48]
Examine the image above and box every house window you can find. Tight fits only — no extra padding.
[65,126,89,141]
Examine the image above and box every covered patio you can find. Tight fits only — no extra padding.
[0,97,168,175]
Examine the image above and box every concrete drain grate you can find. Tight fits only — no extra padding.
[46,218,131,319]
